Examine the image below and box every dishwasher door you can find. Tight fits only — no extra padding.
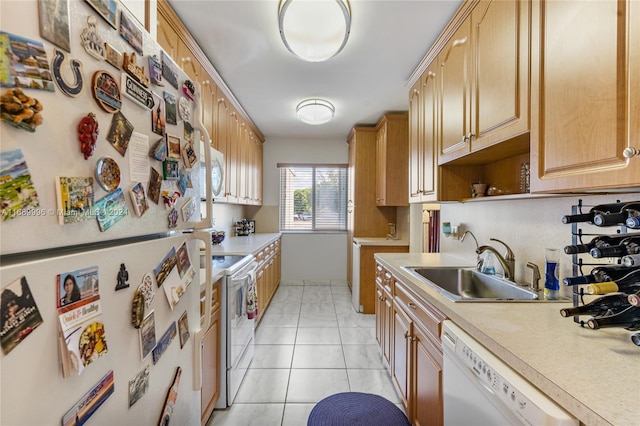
[441,320,578,426]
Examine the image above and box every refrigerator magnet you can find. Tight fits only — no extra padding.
[131,287,144,328]
[92,70,121,113]
[178,96,190,122]
[148,55,164,86]
[78,113,99,160]
[116,263,129,291]
[168,207,178,229]
[80,16,105,60]
[122,52,150,88]
[95,156,120,192]
[182,80,195,101]
[51,49,84,97]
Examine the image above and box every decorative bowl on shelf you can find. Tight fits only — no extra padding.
[211,231,225,245]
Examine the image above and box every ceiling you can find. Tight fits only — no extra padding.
[167,0,462,141]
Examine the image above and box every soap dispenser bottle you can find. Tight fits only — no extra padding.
[480,251,496,275]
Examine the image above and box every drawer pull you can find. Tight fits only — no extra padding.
[408,301,417,309]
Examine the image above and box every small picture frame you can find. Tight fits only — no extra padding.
[161,51,178,90]
[38,0,71,52]
[104,42,122,69]
[84,0,118,29]
[164,91,177,125]
[177,311,190,349]
[106,111,134,156]
[166,134,181,159]
[119,9,143,55]
[147,167,162,204]
[163,159,179,180]
[151,92,165,136]
[182,141,197,168]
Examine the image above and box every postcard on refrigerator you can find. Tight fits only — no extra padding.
[55,176,95,224]
[139,310,156,361]
[0,149,40,221]
[152,321,176,364]
[56,265,99,308]
[0,31,55,91]
[129,182,149,217]
[61,370,114,426]
[128,365,150,407]
[154,246,177,287]
[95,188,129,232]
[0,276,44,355]
[147,166,162,204]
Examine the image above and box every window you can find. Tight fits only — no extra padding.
[278,164,348,231]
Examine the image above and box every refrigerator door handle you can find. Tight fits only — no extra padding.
[193,80,214,230]
[192,230,214,390]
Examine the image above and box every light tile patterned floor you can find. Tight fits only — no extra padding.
[208,280,402,426]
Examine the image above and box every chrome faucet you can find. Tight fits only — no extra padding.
[476,238,516,282]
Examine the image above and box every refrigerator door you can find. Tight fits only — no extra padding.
[0,2,209,255]
[0,235,200,426]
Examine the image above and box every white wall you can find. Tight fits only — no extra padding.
[435,192,640,297]
[250,137,349,281]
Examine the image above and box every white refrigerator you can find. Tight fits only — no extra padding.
[0,1,218,424]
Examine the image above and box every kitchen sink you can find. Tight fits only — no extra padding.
[402,267,567,302]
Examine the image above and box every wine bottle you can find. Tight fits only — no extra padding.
[562,201,635,224]
[563,234,630,255]
[592,202,640,226]
[585,269,640,294]
[586,306,640,330]
[559,293,631,317]
[621,254,640,267]
[563,265,640,285]
[626,207,640,229]
[589,235,640,258]
[628,293,640,306]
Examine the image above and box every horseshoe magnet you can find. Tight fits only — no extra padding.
[51,49,85,97]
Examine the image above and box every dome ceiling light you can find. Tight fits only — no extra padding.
[278,0,351,62]
[296,99,335,125]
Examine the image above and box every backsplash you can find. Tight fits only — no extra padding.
[437,193,640,296]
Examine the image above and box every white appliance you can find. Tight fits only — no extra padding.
[351,241,362,312]
[441,321,578,426]
[210,254,258,408]
[0,2,218,424]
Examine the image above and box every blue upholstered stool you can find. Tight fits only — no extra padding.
[307,392,411,426]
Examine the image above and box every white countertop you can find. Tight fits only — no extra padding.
[375,252,637,426]
[207,233,282,256]
[353,237,409,246]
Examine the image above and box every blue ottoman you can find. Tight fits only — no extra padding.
[307,392,411,426]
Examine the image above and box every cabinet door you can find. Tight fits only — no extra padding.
[421,67,439,201]
[471,0,530,150]
[375,122,388,205]
[375,284,384,351]
[409,78,423,203]
[200,76,217,149]
[177,39,201,82]
[255,267,266,324]
[201,311,220,425]
[531,0,640,191]
[157,10,179,59]
[412,325,443,426]
[438,18,472,164]
[392,302,412,409]
[382,291,393,371]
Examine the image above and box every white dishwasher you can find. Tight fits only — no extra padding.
[441,320,578,426]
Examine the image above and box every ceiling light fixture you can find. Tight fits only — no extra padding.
[296,99,335,125]
[278,0,351,62]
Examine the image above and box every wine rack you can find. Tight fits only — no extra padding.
[567,199,627,326]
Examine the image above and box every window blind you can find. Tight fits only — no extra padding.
[278,164,348,231]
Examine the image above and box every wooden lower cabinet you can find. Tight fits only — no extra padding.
[201,279,221,425]
[254,237,281,324]
[376,261,445,426]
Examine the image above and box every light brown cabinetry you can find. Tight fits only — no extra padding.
[346,127,396,288]
[375,265,393,370]
[530,0,640,192]
[376,113,409,206]
[358,244,408,314]
[375,261,445,426]
[157,0,264,206]
[409,0,531,202]
[254,237,281,325]
[200,278,221,425]
[409,66,438,203]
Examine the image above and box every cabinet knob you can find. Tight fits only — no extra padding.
[407,301,417,310]
[623,146,640,159]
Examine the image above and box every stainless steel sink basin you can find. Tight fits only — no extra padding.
[402,267,566,302]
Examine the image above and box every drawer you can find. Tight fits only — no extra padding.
[394,280,445,341]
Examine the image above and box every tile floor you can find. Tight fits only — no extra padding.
[207,279,402,426]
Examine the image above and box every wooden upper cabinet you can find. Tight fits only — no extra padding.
[530,0,640,192]
[409,65,439,204]
[156,10,178,58]
[375,113,409,206]
[438,18,472,164]
[470,0,530,151]
[199,76,217,149]
[177,39,201,82]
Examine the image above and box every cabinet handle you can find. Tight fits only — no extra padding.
[466,132,475,141]
[623,146,640,159]
[404,331,411,339]
[181,57,191,63]
[452,36,468,48]
[407,302,417,310]
[427,71,436,79]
